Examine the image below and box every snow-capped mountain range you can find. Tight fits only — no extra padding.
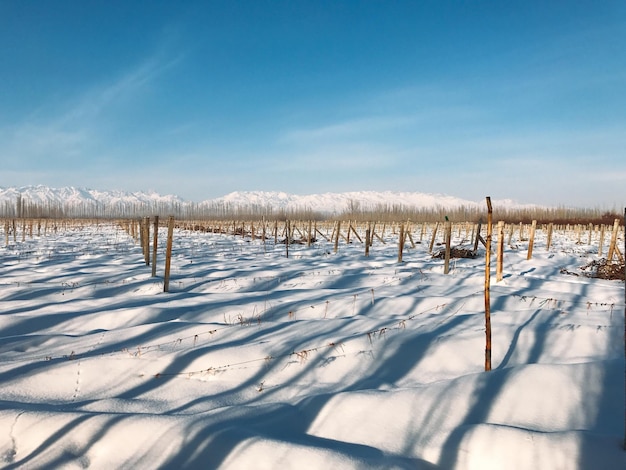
[0,185,540,217]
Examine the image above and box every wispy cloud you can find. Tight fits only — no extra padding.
[61,53,183,125]
[0,48,183,172]
[279,115,415,144]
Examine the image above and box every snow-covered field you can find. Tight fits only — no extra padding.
[1,221,624,469]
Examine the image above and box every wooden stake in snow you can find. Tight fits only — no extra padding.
[473,222,483,252]
[285,219,290,259]
[429,222,439,253]
[484,197,493,372]
[151,216,159,278]
[496,220,504,282]
[397,223,405,263]
[163,216,174,293]
[607,218,620,261]
[144,217,150,266]
[546,222,554,251]
[443,220,451,274]
[526,220,537,260]
[599,224,606,257]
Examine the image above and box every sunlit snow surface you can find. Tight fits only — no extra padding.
[0,223,624,469]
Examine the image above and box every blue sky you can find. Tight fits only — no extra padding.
[1,1,624,207]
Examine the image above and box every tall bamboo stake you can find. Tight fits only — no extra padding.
[484,197,493,372]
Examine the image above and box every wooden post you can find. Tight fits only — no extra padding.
[262,217,267,254]
[365,223,371,257]
[139,219,145,254]
[262,217,266,242]
[429,222,439,253]
[443,220,451,274]
[334,220,341,253]
[4,219,8,246]
[406,221,416,249]
[607,218,620,261]
[473,223,482,252]
[307,220,312,247]
[163,216,174,293]
[397,222,405,263]
[526,220,537,260]
[496,220,504,282]
[349,224,363,243]
[285,220,290,258]
[546,222,553,251]
[599,224,606,257]
[144,217,150,266]
[485,197,493,372]
[151,216,159,277]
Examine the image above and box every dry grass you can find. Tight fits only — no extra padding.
[431,247,478,259]
[561,259,625,281]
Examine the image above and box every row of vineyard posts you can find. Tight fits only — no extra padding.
[119,211,625,297]
[3,215,623,272]
[4,215,620,267]
[149,216,624,265]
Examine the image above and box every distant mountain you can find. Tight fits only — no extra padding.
[0,185,184,207]
[0,185,540,218]
[212,190,536,213]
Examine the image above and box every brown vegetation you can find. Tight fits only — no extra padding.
[3,195,624,224]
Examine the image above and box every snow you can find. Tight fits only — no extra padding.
[0,220,624,469]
